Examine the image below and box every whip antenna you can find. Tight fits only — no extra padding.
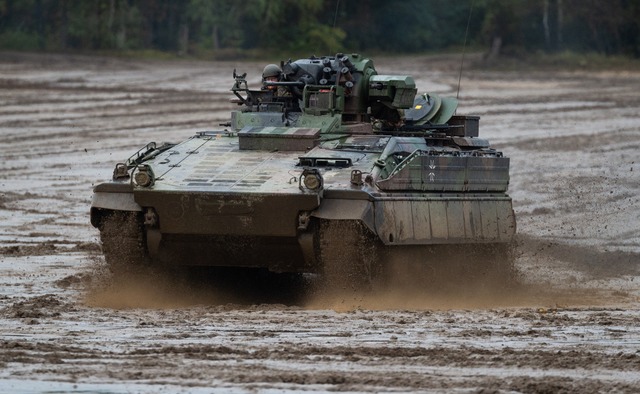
[330,0,340,54]
[456,0,474,100]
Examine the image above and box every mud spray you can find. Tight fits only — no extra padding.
[308,234,640,311]
[83,235,640,311]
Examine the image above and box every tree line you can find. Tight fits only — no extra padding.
[0,0,638,58]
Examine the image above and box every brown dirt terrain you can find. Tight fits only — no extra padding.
[0,52,639,393]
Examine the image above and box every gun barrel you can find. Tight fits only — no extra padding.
[263,81,306,87]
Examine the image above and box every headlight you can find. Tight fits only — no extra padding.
[303,173,321,190]
[300,169,323,191]
[134,165,155,187]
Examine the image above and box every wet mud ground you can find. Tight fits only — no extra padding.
[0,52,639,392]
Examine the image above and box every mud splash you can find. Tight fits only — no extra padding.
[82,233,639,312]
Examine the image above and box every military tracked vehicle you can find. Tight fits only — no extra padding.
[91,54,516,286]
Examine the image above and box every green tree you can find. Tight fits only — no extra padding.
[186,0,243,52]
[241,0,345,53]
[0,0,639,58]
[562,0,633,54]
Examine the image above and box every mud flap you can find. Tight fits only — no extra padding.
[297,231,317,271]
[146,227,162,259]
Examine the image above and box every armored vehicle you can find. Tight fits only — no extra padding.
[91,54,516,287]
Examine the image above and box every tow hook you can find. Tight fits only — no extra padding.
[298,211,311,231]
[143,208,158,227]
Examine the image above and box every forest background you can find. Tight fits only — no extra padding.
[0,0,639,64]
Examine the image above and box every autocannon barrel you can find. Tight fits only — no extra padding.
[263,81,306,87]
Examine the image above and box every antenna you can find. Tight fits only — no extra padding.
[456,0,474,100]
[330,0,341,54]
[332,0,340,29]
